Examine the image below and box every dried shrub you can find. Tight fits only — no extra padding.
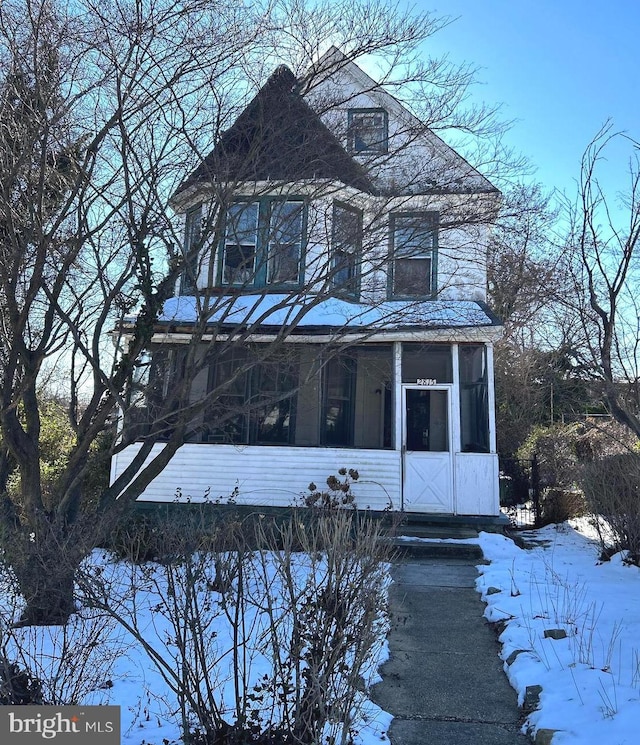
[301,469,359,509]
[540,488,587,525]
[579,453,640,564]
[82,504,390,745]
[0,656,44,704]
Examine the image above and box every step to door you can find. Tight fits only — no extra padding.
[387,537,484,560]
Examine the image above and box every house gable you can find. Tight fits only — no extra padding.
[302,46,499,197]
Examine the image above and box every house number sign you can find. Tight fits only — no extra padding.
[416,378,437,385]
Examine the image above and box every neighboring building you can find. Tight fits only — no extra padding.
[110,47,503,516]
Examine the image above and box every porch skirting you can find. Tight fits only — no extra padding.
[111,443,499,516]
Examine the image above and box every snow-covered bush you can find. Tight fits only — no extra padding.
[80,508,390,745]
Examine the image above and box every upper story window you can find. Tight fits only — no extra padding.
[221,198,305,288]
[223,202,259,285]
[347,109,388,154]
[331,202,362,296]
[390,212,438,298]
[180,204,202,294]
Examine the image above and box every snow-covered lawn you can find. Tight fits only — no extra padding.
[5,519,639,745]
[478,521,640,745]
[0,547,391,745]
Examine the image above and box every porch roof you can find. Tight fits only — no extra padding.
[153,294,502,338]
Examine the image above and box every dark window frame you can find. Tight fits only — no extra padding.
[180,204,203,295]
[459,344,490,454]
[218,197,307,289]
[347,108,388,154]
[205,348,299,446]
[389,211,438,299]
[320,353,357,447]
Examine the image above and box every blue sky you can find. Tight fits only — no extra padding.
[420,1,639,199]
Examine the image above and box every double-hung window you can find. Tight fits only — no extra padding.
[331,202,362,296]
[221,199,305,287]
[222,202,259,285]
[268,201,304,284]
[390,212,437,298]
[180,205,203,294]
[348,109,388,154]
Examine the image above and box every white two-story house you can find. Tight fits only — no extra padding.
[110,47,503,516]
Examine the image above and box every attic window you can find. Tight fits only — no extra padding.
[348,109,388,154]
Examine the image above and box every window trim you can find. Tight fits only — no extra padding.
[218,197,307,289]
[388,211,438,300]
[220,201,260,288]
[347,108,389,154]
[330,201,362,298]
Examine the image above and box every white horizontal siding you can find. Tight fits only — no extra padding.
[111,443,402,511]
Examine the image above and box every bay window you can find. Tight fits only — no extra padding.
[331,202,361,296]
[220,198,305,287]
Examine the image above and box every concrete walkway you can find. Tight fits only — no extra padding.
[372,556,530,745]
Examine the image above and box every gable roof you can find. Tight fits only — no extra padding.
[304,47,499,196]
[176,65,374,197]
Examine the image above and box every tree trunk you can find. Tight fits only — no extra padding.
[5,518,83,626]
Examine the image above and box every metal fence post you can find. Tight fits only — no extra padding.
[531,453,541,526]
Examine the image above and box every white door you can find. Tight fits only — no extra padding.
[402,386,454,513]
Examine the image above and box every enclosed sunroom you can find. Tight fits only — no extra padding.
[111,295,502,515]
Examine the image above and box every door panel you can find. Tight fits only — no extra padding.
[403,387,453,513]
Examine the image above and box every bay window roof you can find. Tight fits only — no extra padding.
[175,66,375,197]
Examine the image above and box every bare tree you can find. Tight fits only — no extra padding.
[560,124,640,440]
[0,0,509,623]
[487,183,572,452]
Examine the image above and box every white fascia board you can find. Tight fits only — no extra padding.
[144,326,502,345]
[172,180,372,214]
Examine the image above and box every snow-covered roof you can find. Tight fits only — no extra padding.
[154,294,501,335]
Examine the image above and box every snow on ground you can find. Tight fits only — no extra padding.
[0,551,392,745]
[478,522,640,745]
[6,520,639,745]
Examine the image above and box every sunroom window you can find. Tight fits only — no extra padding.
[390,213,437,298]
[348,109,388,154]
[205,348,298,445]
[331,202,362,296]
[199,344,392,449]
[221,199,305,287]
[459,344,490,453]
